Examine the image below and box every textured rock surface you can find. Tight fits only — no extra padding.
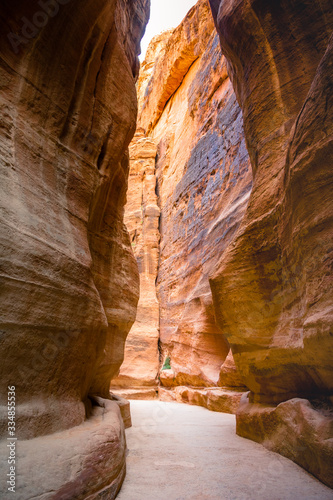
[136,0,252,390]
[110,394,132,429]
[209,0,333,403]
[0,399,126,500]
[218,349,247,388]
[0,0,148,497]
[112,388,158,400]
[137,30,174,116]
[116,0,251,398]
[111,132,160,390]
[209,0,333,485]
[159,386,244,414]
[236,394,333,488]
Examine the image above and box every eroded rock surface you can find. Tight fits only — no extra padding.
[111,132,160,391]
[115,0,250,402]
[159,386,243,414]
[236,394,333,488]
[209,0,333,486]
[0,398,127,500]
[142,0,252,389]
[0,0,148,497]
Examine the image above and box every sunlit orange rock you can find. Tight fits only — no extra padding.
[159,386,243,414]
[113,1,250,406]
[111,131,160,392]
[138,0,252,389]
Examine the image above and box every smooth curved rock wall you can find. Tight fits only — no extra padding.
[0,0,148,497]
[209,0,333,403]
[209,0,333,486]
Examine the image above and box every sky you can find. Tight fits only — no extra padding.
[140,0,198,61]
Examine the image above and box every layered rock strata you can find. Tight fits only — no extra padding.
[111,132,160,392]
[114,0,250,410]
[209,0,333,486]
[236,394,333,488]
[0,400,127,500]
[139,0,252,390]
[159,386,243,414]
[0,0,148,497]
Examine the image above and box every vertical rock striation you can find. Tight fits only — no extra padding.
[0,0,149,497]
[116,0,251,405]
[209,0,333,486]
[111,131,160,393]
[144,0,252,391]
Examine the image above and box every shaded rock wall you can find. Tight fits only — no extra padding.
[209,0,333,486]
[209,0,333,403]
[0,0,149,497]
[118,0,251,393]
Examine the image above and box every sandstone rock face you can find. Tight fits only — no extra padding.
[138,0,252,389]
[0,399,127,500]
[209,0,333,403]
[110,394,132,429]
[209,0,333,485]
[112,388,158,401]
[111,132,160,390]
[114,0,250,398]
[137,30,174,116]
[236,394,333,488]
[159,386,244,414]
[0,0,148,497]
[218,349,246,388]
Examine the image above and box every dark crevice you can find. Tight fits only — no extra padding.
[59,23,101,143]
[97,122,112,171]
[89,27,113,139]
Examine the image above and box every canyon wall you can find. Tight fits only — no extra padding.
[143,0,252,392]
[0,0,149,497]
[209,0,333,487]
[111,131,160,396]
[116,0,251,405]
